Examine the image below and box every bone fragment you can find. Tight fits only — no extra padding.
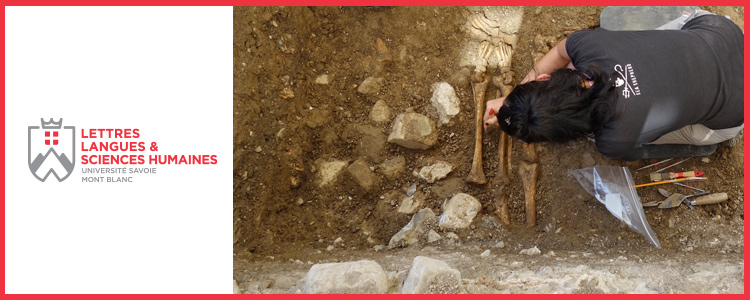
[522,141,538,162]
[466,74,489,184]
[519,161,538,227]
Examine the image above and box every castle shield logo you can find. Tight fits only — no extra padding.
[28,118,75,182]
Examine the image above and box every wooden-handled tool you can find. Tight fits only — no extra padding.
[650,171,704,182]
[689,193,728,205]
[635,177,706,188]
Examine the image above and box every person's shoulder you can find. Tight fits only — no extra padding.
[568,28,613,44]
[684,14,742,33]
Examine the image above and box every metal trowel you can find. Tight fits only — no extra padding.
[658,188,706,210]
[658,193,686,208]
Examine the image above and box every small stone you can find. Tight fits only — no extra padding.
[701,157,711,163]
[255,146,262,153]
[494,241,505,248]
[519,246,541,256]
[480,250,491,257]
[378,156,406,180]
[317,160,349,187]
[296,198,304,205]
[581,152,596,167]
[544,251,556,257]
[373,245,385,252]
[427,230,442,243]
[347,159,380,191]
[430,82,461,125]
[305,108,330,128]
[401,256,462,294]
[303,260,389,294]
[375,38,393,62]
[387,113,438,150]
[415,161,454,183]
[280,87,295,99]
[334,237,344,245]
[438,193,481,229]
[388,208,438,249]
[326,245,334,251]
[239,281,269,294]
[398,191,425,214]
[406,183,417,196]
[369,100,393,123]
[357,76,384,94]
[315,74,330,84]
[290,176,300,188]
[445,232,459,240]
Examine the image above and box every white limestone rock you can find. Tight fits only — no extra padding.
[414,161,454,183]
[398,191,426,214]
[520,246,541,256]
[427,230,442,243]
[315,74,330,84]
[401,256,462,294]
[387,113,438,150]
[303,260,389,294]
[388,208,438,249]
[378,156,406,180]
[369,99,393,123]
[317,160,349,187]
[430,82,461,125]
[438,193,482,229]
[357,76,384,94]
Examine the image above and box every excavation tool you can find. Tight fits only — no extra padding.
[634,158,673,172]
[689,193,729,206]
[671,182,707,193]
[634,176,706,188]
[466,72,489,184]
[649,170,704,182]
[649,158,690,174]
[654,188,701,210]
[643,189,727,208]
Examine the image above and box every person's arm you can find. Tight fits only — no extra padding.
[519,38,572,84]
[484,38,572,129]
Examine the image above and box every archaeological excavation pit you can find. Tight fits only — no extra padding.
[233,6,744,294]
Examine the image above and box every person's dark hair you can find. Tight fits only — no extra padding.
[495,67,620,143]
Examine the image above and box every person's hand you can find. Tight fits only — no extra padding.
[483,97,505,130]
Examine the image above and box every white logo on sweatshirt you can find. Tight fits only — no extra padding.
[614,64,641,99]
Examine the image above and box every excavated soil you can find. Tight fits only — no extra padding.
[233,6,744,293]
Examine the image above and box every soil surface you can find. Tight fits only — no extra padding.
[233,6,744,293]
